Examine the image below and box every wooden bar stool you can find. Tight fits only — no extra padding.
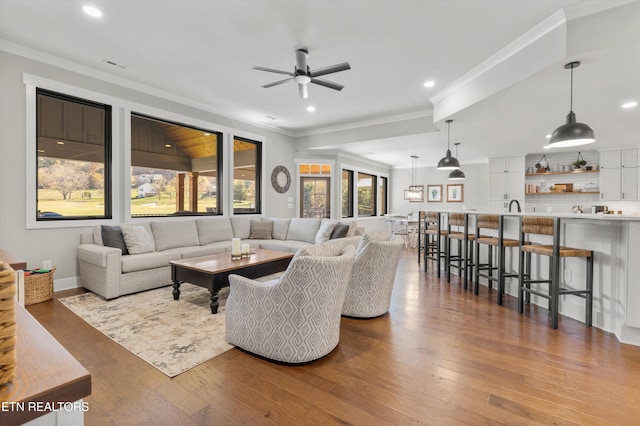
[474,214,522,305]
[424,211,447,278]
[517,216,594,329]
[446,213,476,290]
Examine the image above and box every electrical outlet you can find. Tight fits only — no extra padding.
[564,269,572,283]
[287,203,293,208]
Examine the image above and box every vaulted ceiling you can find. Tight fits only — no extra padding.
[1,0,639,168]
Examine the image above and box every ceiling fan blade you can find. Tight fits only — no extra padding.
[253,66,294,76]
[310,62,351,78]
[295,48,308,72]
[299,83,308,99]
[310,78,344,91]
[262,77,293,88]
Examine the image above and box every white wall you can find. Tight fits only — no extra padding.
[0,51,296,286]
[390,163,490,215]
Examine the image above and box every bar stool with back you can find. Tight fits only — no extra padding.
[517,216,594,329]
[424,211,447,278]
[446,212,476,290]
[474,214,523,304]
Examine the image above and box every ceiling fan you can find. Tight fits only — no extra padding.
[253,48,350,99]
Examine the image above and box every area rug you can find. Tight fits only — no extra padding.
[59,284,233,377]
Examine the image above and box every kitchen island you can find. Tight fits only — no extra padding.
[421,210,640,346]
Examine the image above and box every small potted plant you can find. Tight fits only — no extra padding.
[573,152,587,170]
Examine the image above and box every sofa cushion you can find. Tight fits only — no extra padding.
[295,239,347,257]
[356,231,393,252]
[101,225,128,255]
[120,251,179,273]
[287,218,321,243]
[330,223,350,239]
[151,220,199,251]
[259,240,308,253]
[121,225,155,254]
[250,220,273,239]
[196,218,233,245]
[163,245,227,259]
[315,221,336,244]
[230,216,252,239]
[265,217,290,240]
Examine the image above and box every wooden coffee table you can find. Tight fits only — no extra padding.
[170,249,294,314]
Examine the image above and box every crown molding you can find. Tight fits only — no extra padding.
[0,39,295,137]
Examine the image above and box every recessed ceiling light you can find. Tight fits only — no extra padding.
[307,106,316,112]
[622,101,638,109]
[423,80,435,88]
[82,5,103,18]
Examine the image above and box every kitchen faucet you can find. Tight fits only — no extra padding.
[508,199,521,213]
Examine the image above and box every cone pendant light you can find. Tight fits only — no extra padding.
[448,143,465,180]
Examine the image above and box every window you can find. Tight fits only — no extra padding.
[379,176,388,216]
[341,169,354,218]
[36,89,111,220]
[130,114,222,217]
[233,137,262,214]
[357,172,376,217]
[301,177,330,218]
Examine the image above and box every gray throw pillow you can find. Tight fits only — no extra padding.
[101,225,128,255]
[250,220,273,239]
[330,223,350,239]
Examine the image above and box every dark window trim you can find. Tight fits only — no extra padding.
[35,88,113,221]
[233,136,262,215]
[379,176,388,216]
[357,171,377,218]
[130,112,224,217]
[342,169,354,218]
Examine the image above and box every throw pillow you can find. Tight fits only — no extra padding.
[101,225,128,255]
[315,221,336,244]
[121,225,155,254]
[250,220,273,239]
[330,223,349,239]
[266,217,291,240]
[287,218,321,244]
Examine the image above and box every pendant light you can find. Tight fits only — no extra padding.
[448,143,465,180]
[405,155,423,201]
[548,61,595,148]
[437,119,460,170]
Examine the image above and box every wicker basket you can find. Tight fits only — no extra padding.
[0,260,17,386]
[25,266,55,305]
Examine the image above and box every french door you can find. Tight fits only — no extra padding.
[300,177,330,218]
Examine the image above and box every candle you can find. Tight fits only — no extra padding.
[241,243,250,254]
[232,238,241,255]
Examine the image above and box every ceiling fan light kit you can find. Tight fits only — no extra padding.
[549,61,596,148]
[437,119,461,170]
[254,48,350,99]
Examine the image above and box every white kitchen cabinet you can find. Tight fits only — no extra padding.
[489,156,525,211]
[599,149,638,201]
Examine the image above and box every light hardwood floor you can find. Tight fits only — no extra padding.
[27,250,640,425]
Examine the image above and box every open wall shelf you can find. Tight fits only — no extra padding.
[525,170,599,177]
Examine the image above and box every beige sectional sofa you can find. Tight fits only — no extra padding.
[77,216,363,300]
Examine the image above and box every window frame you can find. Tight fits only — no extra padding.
[341,168,354,218]
[232,136,262,215]
[357,171,377,217]
[129,112,224,218]
[25,74,122,229]
[35,88,113,222]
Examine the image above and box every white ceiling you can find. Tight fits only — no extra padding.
[1,0,639,168]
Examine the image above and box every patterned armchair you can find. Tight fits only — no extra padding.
[342,232,404,318]
[225,240,356,363]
